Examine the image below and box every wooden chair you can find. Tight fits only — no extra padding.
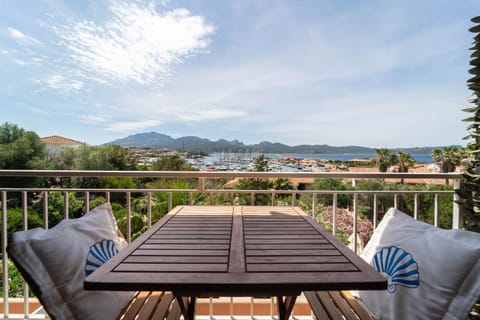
[118,291,181,320]
[304,291,372,320]
[5,202,182,320]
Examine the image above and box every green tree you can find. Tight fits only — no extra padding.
[0,122,47,169]
[0,259,34,297]
[0,123,48,188]
[51,144,139,190]
[395,151,416,184]
[235,155,272,205]
[311,179,351,208]
[1,208,43,242]
[430,146,463,173]
[50,147,77,170]
[372,148,396,172]
[396,152,416,173]
[150,154,195,171]
[354,179,394,221]
[32,192,84,225]
[252,155,269,172]
[401,185,454,229]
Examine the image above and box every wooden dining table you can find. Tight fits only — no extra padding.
[85,205,387,320]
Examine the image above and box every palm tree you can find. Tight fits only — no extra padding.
[396,151,416,184]
[430,146,463,173]
[372,148,395,172]
[396,152,416,173]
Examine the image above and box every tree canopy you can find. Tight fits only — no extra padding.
[0,122,47,170]
[430,146,463,173]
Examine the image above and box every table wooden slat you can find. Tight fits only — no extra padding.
[245,243,335,250]
[115,263,227,272]
[140,244,230,250]
[247,255,349,264]
[248,263,358,272]
[124,256,229,264]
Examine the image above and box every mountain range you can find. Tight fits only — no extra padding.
[104,132,445,154]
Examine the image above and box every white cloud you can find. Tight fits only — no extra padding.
[105,119,163,132]
[26,106,53,115]
[33,74,84,92]
[12,59,29,66]
[53,1,214,86]
[178,108,248,121]
[80,115,109,124]
[7,27,42,45]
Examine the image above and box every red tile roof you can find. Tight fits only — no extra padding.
[41,135,84,146]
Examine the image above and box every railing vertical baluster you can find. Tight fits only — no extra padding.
[414,194,419,220]
[84,191,90,213]
[230,192,234,205]
[434,193,439,227]
[229,297,233,319]
[250,193,255,205]
[332,193,337,237]
[189,192,194,206]
[43,191,49,230]
[394,193,398,209]
[271,297,275,319]
[2,191,9,317]
[209,297,213,319]
[452,179,463,229]
[373,193,378,230]
[209,192,213,205]
[106,191,111,203]
[126,192,131,243]
[312,193,317,219]
[198,177,205,192]
[147,192,152,229]
[292,192,296,206]
[271,192,275,206]
[63,191,69,220]
[168,192,173,212]
[353,193,358,253]
[250,297,254,318]
[22,191,29,316]
[22,192,28,229]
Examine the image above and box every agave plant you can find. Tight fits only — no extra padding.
[458,16,480,231]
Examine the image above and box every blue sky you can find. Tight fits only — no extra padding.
[0,0,478,148]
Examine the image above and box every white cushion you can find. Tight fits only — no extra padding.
[357,208,480,320]
[8,203,134,320]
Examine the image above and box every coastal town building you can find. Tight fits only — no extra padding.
[41,135,85,158]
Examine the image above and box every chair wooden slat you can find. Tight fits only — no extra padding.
[329,291,361,320]
[304,291,332,319]
[118,291,180,320]
[152,292,177,320]
[165,297,182,320]
[304,291,373,320]
[119,291,151,320]
[340,291,373,320]
[317,291,344,319]
[136,291,165,320]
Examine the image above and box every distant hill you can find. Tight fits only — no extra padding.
[104,132,447,154]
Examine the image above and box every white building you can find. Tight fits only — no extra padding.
[41,135,85,158]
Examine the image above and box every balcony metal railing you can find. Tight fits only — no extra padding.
[0,170,464,319]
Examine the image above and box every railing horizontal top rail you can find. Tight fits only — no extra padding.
[0,188,456,195]
[0,169,464,180]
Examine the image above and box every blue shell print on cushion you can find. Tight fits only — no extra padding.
[372,246,420,293]
[84,239,119,276]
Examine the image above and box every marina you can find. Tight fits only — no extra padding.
[184,152,434,172]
